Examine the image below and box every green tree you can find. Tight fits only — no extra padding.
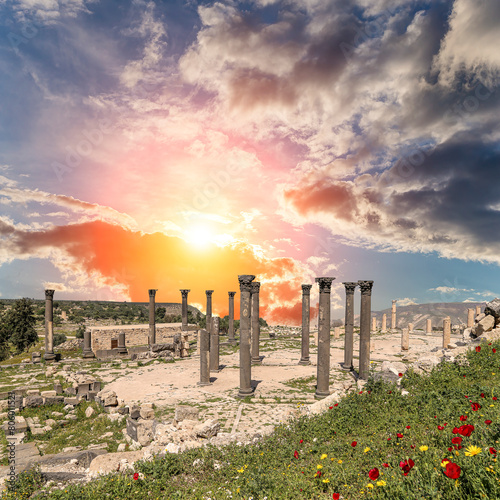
[0,311,11,360]
[76,324,86,339]
[4,298,38,353]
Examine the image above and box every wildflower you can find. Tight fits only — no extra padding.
[382,463,390,468]
[321,454,328,460]
[464,445,482,457]
[458,424,475,437]
[460,415,468,421]
[481,393,485,398]
[338,459,343,464]
[322,478,330,483]
[299,439,303,443]
[368,468,380,480]
[317,464,323,469]
[351,441,357,447]
[133,473,139,480]
[489,447,497,455]
[443,461,461,479]
[406,425,411,429]
[294,450,299,459]
[397,433,403,438]
[400,459,415,476]
[376,480,386,486]
[366,484,374,489]
[364,447,371,453]
[476,346,481,352]
[452,437,463,445]
[438,425,445,431]
[334,403,338,406]
[332,494,340,500]
[441,459,450,467]
[314,470,322,478]
[485,420,492,425]
[420,445,428,452]
[494,397,498,401]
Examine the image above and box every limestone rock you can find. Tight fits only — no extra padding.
[472,315,495,338]
[485,299,500,322]
[413,356,440,373]
[23,395,43,408]
[475,313,486,323]
[85,407,95,418]
[140,407,155,420]
[97,390,118,407]
[174,405,199,423]
[194,419,220,439]
[165,443,180,454]
[87,451,143,477]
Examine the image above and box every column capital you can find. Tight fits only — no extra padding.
[342,282,358,294]
[45,289,55,299]
[180,289,190,298]
[315,277,335,293]
[238,275,256,293]
[301,284,312,295]
[228,291,237,298]
[148,289,157,298]
[392,299,397,305]
[250,281,261,293]
[358,280,374,295]
[205,290,214,297]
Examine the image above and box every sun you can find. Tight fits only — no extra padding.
[184,225,213,248]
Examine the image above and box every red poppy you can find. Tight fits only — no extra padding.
[400,459,415,476]
[359,391,363,394]
[490,447,497,455]
[382,463,390,468]
[388,391,392,394]
[329,406,333,409]
[368,468,380,481]
[493,349,497,353]
[387,437,391,441]
[452,427,459,434]
[333,494,340,500]
[299,439,303,443]
[476,346,481,352]
[444,461,461,479]
[398,373,403,377]
[480,393,485,398]
[460,415,468,421]
[294,450,299,459]
[316,470,322,478]
[406,425,411,429]
[447,447,453,452]
[444,423,448,426]
[451,437,462,445]
[334,403,338,406]
[437,425,444,431]
[493,397,498,401]
[411,445,415,449]
[133,473,139,480]
[458,424,475,437]
[485,420,492,425]
[351,441,357,447]
[471,402,481,411]
[397,433,403,438]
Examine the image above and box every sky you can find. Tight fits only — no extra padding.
[0,0,499,324]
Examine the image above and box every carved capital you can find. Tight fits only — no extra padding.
[358,280,374,295]
[301,284,312,295]
[205,290,214,297]
[250,281,261,293]
[392,299,397,305]
[148,289,157,298]
[315,277,335,293]
[45,289,55,300]
[228,291,236,298]
[238,274,256,293]
[180,289,190,298]
[342,282,358,294]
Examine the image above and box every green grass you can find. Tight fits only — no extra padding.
[4,340,500,499]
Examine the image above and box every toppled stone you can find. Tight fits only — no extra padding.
[472,315,495,338]
[85,407,95,418]
[174,405,199,423]
[194,419,220,439]
[23,395,43,408]
[140,407,155,420]
[98,390,118,407]
[165,443,180,454]
[485,298,500,322]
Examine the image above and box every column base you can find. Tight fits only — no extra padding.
[314,390,330,400]
[298,358,310,366]
[44,353,56,361]
[251,358,262,365]
[228,339,237,345]
[210,368,221,373]
[341,363,353,371]
[197,381,212,386]
[237,388,254,398]
[83,351,95,359]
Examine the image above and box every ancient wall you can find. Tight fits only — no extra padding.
[90,323,196,351]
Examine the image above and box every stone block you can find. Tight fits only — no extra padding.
[98,390,118,407]
[77,384,90,395]
[43,396,65,405]
[27,390,40,396]
[86,391,98,402]
[91,381,101,392]
[23,395,43,408]
[485,298,500,321]
[64,397,79,405]
[54,383,63,394]
[472,315,495,337]
[85,407,95,418]
[194,419,220,439]
[117,407,129,415]
[65,387,77,396]
[140,407,155,420]
[129,405,140,420]
[2,416,28,434]
[174,405,199,423]
[41,390,57,398]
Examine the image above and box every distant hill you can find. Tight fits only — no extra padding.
[346,301,489,329]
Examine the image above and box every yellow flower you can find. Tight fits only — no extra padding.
[322,478,330,483]
[237,468,244,473]
[338,459,343,464]
[376,480,386,486]
[317,464,323,469]
[441,460,450,467]
[364,447,371,453]
[321,454,328,460]
[367,483,374,489]
[420,445,428,452]
[465,445,482,457]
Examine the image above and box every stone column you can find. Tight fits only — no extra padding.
[426,318,432,334]
[82,328,95,359]
[44,289,56,361]
[381,313,387,333]
[358,280,374,380]
[476,305,481,316]
[228,292,236,344]
[342,282,357,371]
[251,282,261,365]
[148,289,157,346]
[180,289,190,332]
[391,300,397,330]
[467,308,475,328]
[299,284,312,365]
[334,326,340,339]
[443,316,451,348]
[408,323,414,333]
[238,275,255,398]
[371,317,376,332]
[205,290,214,339]
[315,277,335,399]
[401,328,409,350]
[116,332,127,355]
[196,330,201,356]
[197,329,211,386]
[210,316,220,372]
